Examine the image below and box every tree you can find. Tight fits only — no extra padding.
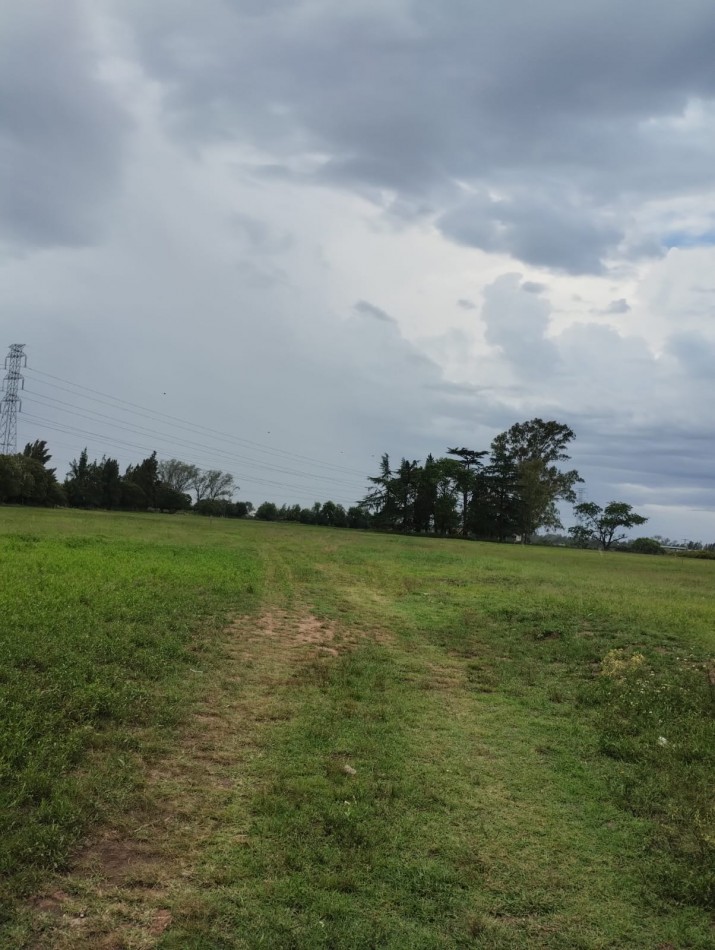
[432,460,460,535]
[119,478,147,510]
[195,498,250,517]
[299,507,316,524]
[394,458,421,532]
[99,457,122,509]
[471,453,521,540]
[491,419,582,542]
[191,468,235,503]
[158,459,200,493]
[347,505,370,529]
[125,452,160,508]
[361,454,397,528]
[65,449,103,508]
[23,439,53,470]
[629,536,664,555]
[0,455,22,502]
[0,453,64,506]
[570,501,648,550]
[155,484,192,512]
[255,501,278,521]
[414,454,439,533]
[447,447,488,537]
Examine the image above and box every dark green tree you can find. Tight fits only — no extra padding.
[347,506,370,529]
[629,537,664,555]
[0,455,22,502]
[470,453,521,540]
[23,439,53,470]
[362,454,398,528]
[65,449,103,508]
[394,458,421,532]
[255,501,279,521]
[447,447,488,537]
[125,451,160,508]
[491,419,582,542]
[414,454,439,533]
[0,454,63,506]
[155,484,192,511]
[570,501,648,550]
[99,457,122,509]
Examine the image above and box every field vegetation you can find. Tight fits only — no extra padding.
[0,508,713,948]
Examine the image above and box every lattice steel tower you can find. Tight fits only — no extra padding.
[0,344,27,455]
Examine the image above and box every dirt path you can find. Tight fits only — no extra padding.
[24,610,350,949]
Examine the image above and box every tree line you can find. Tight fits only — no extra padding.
[357,419,657,548]
[358,418,582,542]
[0,419,671,550]
[0,443,239,514]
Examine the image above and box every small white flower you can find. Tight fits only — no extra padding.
[657,736,668,746]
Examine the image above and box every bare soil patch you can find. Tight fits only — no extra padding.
[25,609,351,949]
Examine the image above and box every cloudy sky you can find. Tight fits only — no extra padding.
[3,0,715,538]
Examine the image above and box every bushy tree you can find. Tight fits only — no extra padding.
[99,457,122,509]
[191,468,234,503]
[125,452,160,508]
[347,506,370,529]
[155,484,192,511]
[470,453,521,540]
[0,453,64,506]
[570,501,648,550]
[629,536,664,555]
[65,449,103,508]
[491,419,582,542]
[194,499,252,517]
[158,459,200,493]
[23,439,53,470]
[255,501,278,521]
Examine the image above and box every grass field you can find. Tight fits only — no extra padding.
[0,508,713,948]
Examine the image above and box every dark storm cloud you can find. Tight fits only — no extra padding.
[575,425,715,507]
[119,0,715,273]
[0,1,130,249]
[438,192,622,275]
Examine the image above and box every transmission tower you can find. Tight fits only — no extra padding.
[0,344,27,455]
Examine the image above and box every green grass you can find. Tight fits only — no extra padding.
[0,509,713,947]
[0,510,262,899]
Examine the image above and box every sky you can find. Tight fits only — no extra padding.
[2,0,715,539]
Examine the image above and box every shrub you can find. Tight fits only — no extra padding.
[629,537,665,555]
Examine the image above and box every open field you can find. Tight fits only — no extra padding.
[0,508,713,948]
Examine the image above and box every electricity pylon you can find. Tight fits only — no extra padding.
[0,344,27,455]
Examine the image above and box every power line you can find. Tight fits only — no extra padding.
[20,412,360,506]
[21,390,365,491]
[19,362,372,506]
[24,367,366,477]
